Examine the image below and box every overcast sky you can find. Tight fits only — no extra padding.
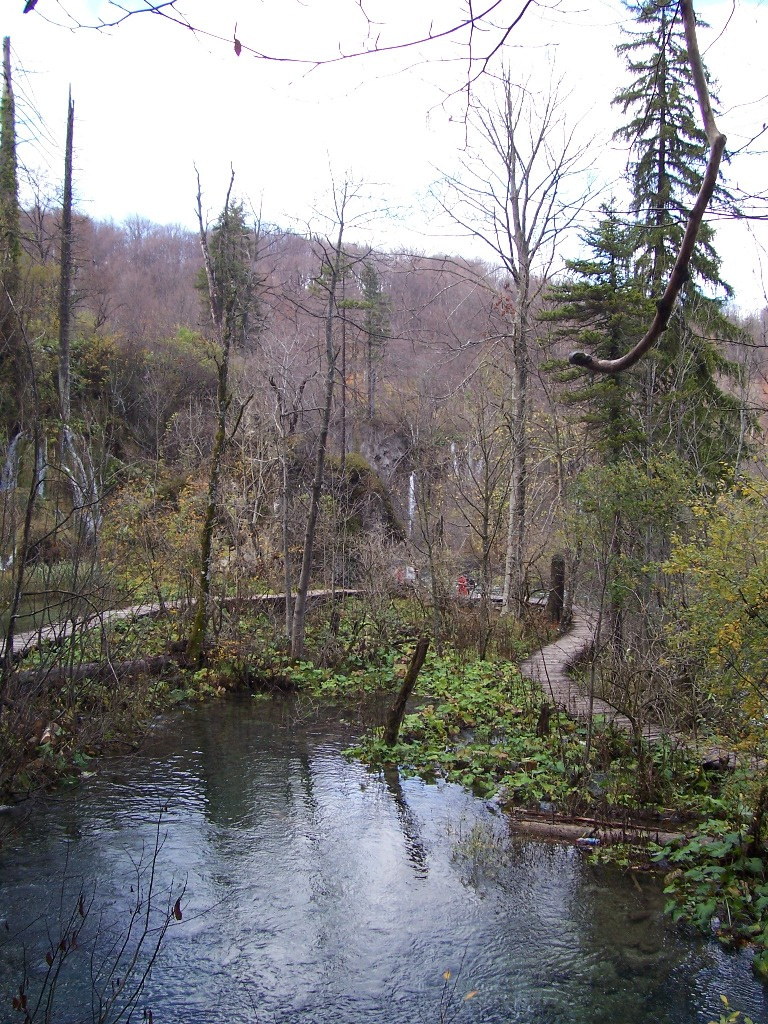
[5,0,768,313]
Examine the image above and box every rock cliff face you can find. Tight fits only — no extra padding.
[356,425,414,538]
[326,453,405,542]
[359,425,410,484]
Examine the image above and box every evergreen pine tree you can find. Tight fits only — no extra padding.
[198,200,260,352]
[544,203,650,463]
[545,205,653,653]
[613,0,725,296]
[612,0,746,478]
[547,3,751,667]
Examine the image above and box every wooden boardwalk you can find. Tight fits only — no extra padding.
[4,589,734,760]
[519,607,667,743]
[0,589,360,660]
[0,602,171,660]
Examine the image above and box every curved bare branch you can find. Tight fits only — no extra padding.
[568,0,727,376]
[26,0,535,71]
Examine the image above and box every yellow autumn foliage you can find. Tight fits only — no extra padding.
[664,479,768,746]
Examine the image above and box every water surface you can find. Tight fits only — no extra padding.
[1,695,765,1023]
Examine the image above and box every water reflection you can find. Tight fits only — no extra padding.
[382,764,430,878]
[0,695,766,1024]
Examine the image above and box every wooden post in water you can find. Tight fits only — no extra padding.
[384,635,430,746]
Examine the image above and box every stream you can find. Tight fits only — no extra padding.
[1,695,766,1023]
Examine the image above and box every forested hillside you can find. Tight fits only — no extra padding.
[2,0,768,749]
[3,0,768,989]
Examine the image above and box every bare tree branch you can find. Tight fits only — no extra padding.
[30,0,187,30]
[26,0,538,73]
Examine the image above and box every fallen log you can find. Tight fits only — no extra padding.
[9,654,179,691]
[506,810,681,848]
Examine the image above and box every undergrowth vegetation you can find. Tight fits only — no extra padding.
[5,594,768,979]
[339,645,722,822]
[652,797,768,980]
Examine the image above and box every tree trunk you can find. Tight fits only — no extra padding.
[2,429,41,684]
[11,654,178,691]
[339,275,347,468]
[186,354,229,667]
[384,635,430,746]
[186,170,237,668]
[57,92,76,513]
[269,372,307,641]
[747,783,768,858]
[291,214,345,658]
[280,457,294,640]
[0,37,22,441]
[502,292,530,617]
[545,552,565,626]
[0,44,44,687]
[366,326,378,423]
[290,348,335,658]
[58,89,74,431]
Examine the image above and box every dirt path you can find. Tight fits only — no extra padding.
[519,607,668,743]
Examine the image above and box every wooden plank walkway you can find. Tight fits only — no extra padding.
[519,607,667,743]
[4,589,735,761]
[0,590,360,660]
[0,602,172,660]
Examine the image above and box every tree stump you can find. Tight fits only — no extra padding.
[545,552,565,625]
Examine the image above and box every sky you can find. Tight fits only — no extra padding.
[5,0,768,314]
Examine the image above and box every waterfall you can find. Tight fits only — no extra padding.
[0,433,23,492]
[408,471,416,537]
[35,435,47,498]
[62,426,102,539]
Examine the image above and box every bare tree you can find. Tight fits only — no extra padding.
[265,331,312,639]
[290,177,366,658]
[451,368,511,655]
[57,88,73,431]
[186,170,256,667]
[440,69,592,615]
[405,397,454,655]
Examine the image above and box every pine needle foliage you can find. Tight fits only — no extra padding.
[611,0,747,477]
[543,203,650,461]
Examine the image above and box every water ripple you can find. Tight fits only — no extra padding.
[0,696,765,1024]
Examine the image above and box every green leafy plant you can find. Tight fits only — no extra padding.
[349,648,711,818]
[656,813,768,976]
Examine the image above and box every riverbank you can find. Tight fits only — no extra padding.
[3,594,767,980]
[0,594,741,840]
[5,694,766,1024]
